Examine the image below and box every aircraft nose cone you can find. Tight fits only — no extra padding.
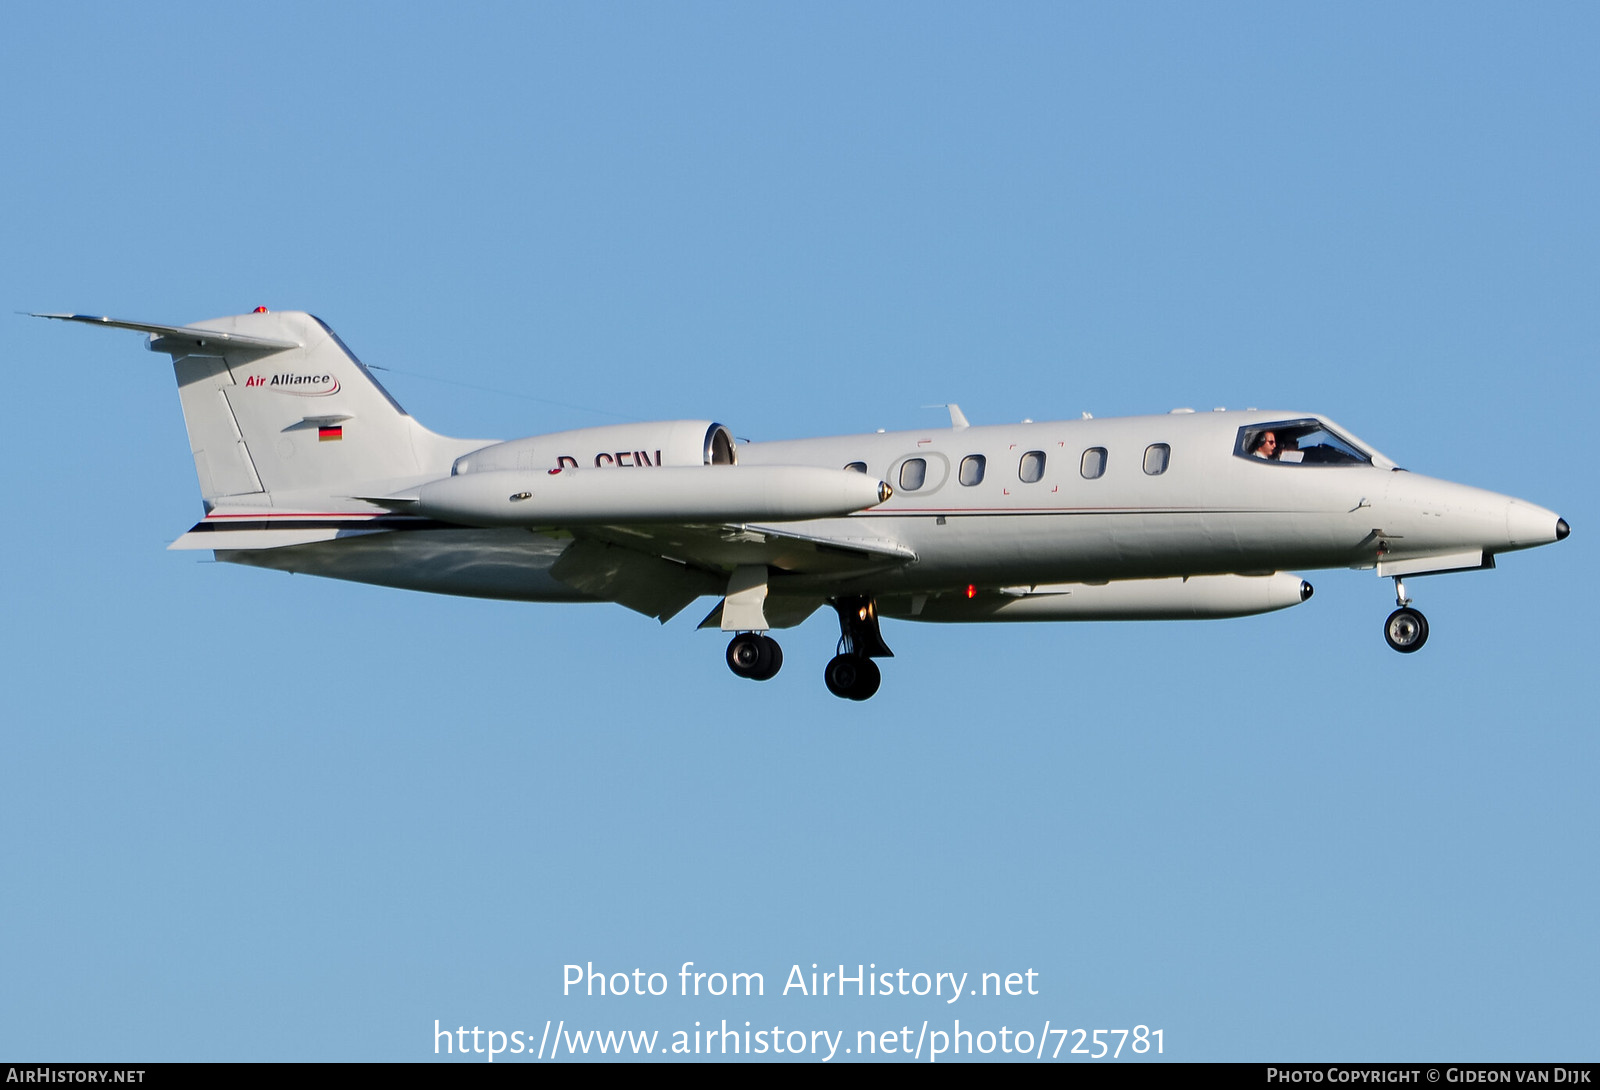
[1506,500,1565,549]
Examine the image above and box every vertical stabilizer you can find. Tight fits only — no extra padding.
[42,310,477,507]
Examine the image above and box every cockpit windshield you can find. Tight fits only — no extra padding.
[1236,419,1372,466]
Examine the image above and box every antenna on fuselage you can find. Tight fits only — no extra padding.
[922,404,970,430]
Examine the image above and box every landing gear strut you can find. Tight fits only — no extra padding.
[1383,577,1429,654]
[726,633,783,680]
[825,595,892,700]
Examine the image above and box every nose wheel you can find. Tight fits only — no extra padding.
[1384,607,1429,653]
[1382,577,1429,653]
[726,633,783,680]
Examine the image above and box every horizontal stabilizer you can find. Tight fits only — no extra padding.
[33,313,301,352]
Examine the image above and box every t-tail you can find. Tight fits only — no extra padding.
[38,309,488,548]
[42,312,486,553]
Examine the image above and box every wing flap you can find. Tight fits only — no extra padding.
[546,521,913,621]
[547,538,722,623]
[576,521,915,575]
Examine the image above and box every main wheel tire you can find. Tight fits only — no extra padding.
[753,635,783,680]
[1384,607,1429,653]
[824,654,881,700]
[824,654,859,698]
[848,657,881,700]
[727,633,765,678]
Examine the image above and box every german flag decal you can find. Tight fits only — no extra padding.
[318,426,343,442]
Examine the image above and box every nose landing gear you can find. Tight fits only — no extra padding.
[1383,577,1429,653]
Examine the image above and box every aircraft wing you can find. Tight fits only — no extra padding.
[576,520,915,573]
[551,520,917,624]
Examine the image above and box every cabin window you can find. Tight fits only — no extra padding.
[1143,443,1170,475]
[899,458,927,491]
[1237,419,1372,466]
[1018,451,1046,483]
[1080,447,1107,479]
[959,455,986,486]
[844,461,868,474]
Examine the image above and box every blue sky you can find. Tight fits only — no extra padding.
[3,2,1594,1062]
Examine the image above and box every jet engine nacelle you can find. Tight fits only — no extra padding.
[451,421,736,475]
[883,573,1314,622]
[407,465,892,527]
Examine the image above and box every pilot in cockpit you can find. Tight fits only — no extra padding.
[1241,420,1371,467]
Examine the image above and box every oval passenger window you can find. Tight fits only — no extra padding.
[899,458,927,491]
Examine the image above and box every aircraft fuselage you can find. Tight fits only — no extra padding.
[742,410,1557,593]
[227,409,1560,613]
[45,308,1567,699]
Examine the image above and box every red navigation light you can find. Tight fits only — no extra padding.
[253,306,269,313]
[966,584,976,599]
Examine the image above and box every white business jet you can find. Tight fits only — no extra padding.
[41,309,1568,700]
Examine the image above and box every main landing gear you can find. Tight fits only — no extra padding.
[824,595,893,701]
[726,632,783,680]
[824,653,880,701]
[1383,577,1429,654]
[722,594,894,699]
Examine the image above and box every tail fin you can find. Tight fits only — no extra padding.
[41,310,479,507]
